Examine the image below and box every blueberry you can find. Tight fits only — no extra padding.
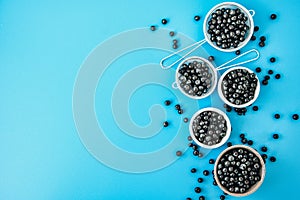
[195,187,202,193]
[274,114,280,119]
[292,114,299,120]
[270,57,276,63]
[273,133,279,139]
[270,156,276,162]
[194,15,201,21]
[161,18,168,24]
[163,121,169,127]
[191,168,197,173]
[164,100,171,106]
[203,170,210,176]
[270,14,277,20]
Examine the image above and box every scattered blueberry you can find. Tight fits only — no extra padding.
[273,133,279,139]
[275,74,281,79]
[169,31,175,37]
[195,187,202,193]
[208,56,215,61]
[164,100,171,106]
[274,114,280,119]
[199,196,205,200]
[241,138,248,144]
[270,156,276,162]
[163,121,169,127]
[259,41,265,47]
[251,35,256,41]
[194,15,201,21]
[261,146,268,152]
[268,70,274,75]
[191,168,197,173]
[292,114,299,120]
[260,36,266,42]
[161,18,168,25]
[252,106,259,111]
[270,57,276,63]
[198,177,204,183]
[176,151,182,156]
[150,25,156,31]
[262,80,268,85]
[255,67,262,73]
[203,170,209,176]
[270,14,277,20]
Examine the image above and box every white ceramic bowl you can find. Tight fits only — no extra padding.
[189,107,231,149]
[203,2,255,52]
[218,66,260,108]
[214,145,266,197]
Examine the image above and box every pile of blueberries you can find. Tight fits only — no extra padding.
[221,68,258,106]
[178,59,214,97]
[191,110,228,146]
[215,147,263,194]
[207,7,250,49]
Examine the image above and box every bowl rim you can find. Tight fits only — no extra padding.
[217,66,260,108]
[214,145,266,197]
[189,107,231,149]
[203,1,255,52]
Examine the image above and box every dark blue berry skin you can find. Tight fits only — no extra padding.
[273,134,279,139]
[199,196,205,200]
[198,178,204,183]
[203,170,209,176]
[161,18,168,24]
[163,121,169,127]
[164,100,171,106]
[194,187,201,193]
[270,14,277,20]
[270,156,276,162]
[194,15,201,21]
[292,114,299,120]
[274,114,280,119]
[191,168,197,173]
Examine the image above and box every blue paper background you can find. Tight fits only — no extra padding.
[0,0,299,199]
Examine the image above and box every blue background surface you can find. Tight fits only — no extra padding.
[0,0,299,199]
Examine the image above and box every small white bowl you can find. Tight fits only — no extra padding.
[203,2,255,52]
[189,107,231,149]
[214,145,266,197]
[218,66,260,108]
[175,56,218,100]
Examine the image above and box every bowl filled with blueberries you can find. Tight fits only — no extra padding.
[214,145,266,197]
[189,107,231,149]
[203,2,255,52]
[218,66,260,108]
[174,56,218,100]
